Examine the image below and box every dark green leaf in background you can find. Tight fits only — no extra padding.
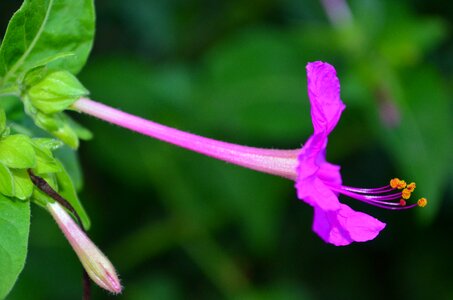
[199,29,311,142]
[385,67,453,221]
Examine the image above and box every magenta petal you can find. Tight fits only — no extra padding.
[296,133,341,211]
[306,61,346,135]
[297,176,341,211]
[312,205,351,246]
[312,204,386,246]
[316,159,342,187]
[337,204,386,242]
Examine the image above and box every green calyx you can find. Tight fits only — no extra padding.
[23,69,92,149]
[26,70,89,114]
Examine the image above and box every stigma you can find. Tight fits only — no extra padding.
[327,178,427,210]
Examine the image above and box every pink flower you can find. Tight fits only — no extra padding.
[47,201,122,294]
[73,61,426,246]
[295,62,428,245]
[296,62,384,245]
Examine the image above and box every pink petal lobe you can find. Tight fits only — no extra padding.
[306,61,345,135]
[312,204,386,246]
[297,176,341,211]
[315,159,342,187]
[337,204,386,242]
[296,134,341,211]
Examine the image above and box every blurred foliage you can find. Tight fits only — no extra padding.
[2,0,453,299]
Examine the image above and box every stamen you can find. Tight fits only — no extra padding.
[390,178,399,189]
[406,182,416,192]
[341,185,393,194]
[401,188,412,200]
[328,185,403,210]
[397,181,407,189]
[390,178,407,189]
[417,198,428,208]
[327,178,425,211]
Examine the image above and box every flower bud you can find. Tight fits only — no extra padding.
[27,70,88,114]
[47,202,122,294]
[35,113,79,149]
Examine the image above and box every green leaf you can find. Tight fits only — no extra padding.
[0,135,36,169]
[0,195,30,299]
[0,0,95,84]
[55,160,90,229]
[10,169,34,200]
[0,163,15,197]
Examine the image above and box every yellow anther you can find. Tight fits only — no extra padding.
[417,198,428,208]
[390,178,401,189]
[406,182,416,192]
[397,180,407,189]
[390,178,407,189]
[401,188,411,199]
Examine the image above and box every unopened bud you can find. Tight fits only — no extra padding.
[35,113,79,149]
[47,202,122,294]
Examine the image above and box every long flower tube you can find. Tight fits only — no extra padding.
[74,97,300,179]
[72,61,427,246]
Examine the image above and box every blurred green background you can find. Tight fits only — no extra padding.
[2,0,453,299]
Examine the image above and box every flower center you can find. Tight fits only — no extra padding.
[326,178,427,210]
